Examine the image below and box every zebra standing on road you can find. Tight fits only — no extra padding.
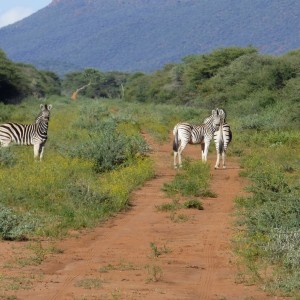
[209,108,232,169]
[173,109,221,168]
[0,104,52,161]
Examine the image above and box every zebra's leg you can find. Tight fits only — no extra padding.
[178,142,187,168]
[174,151,178,168]
[39,145,45,161]
[202,139,210,162]
[33,144,39,161]
[0,141,11,147]
[178,147,183,168]
[33,143,42,161]
[201,143,205,161]
[222,151,226,168]
[38,141,47,161]
[0,137,12,148]
[215,150,220,169]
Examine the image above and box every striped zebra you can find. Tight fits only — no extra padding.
[208,108,232,169]
[0,104,52,161]
[173,109,221,168]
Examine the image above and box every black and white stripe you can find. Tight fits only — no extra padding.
[209,108,232,169]
[173,109,221,168]
[0,104,52,160]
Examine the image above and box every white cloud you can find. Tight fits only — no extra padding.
[0,7,33,28]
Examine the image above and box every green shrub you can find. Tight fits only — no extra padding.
[68,128,149,173]
[163,160,212,197]
[183,199,204,210]
[0,205,36,240]
[156,199,181,212]
[0,148,16,168]
[235,153,300,295]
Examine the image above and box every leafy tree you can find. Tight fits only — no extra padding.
[0,49,29,103]
[182,47,257,91]
[0,49,61,103]
[63,68,129,99]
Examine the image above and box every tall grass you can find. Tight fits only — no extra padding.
[234,129,300,297]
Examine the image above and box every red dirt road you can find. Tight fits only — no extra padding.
[0,136,277,300]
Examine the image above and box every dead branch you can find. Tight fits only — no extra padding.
[71,81,92,100]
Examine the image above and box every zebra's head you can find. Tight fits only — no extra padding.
[211,109,221,129]
[37,104,52,123]
[216,108,226,123]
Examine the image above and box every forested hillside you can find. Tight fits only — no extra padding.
[0,49,60,104]
[0,0,300,74]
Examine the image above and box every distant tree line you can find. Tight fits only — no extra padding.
[1,46,300,129]
[124,46,300,129]
[0,48,129,104]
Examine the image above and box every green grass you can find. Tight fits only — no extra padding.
[233,129,300,297]
[149,242,171,258]
[74,278,104,289]
[99,261,139,273]
[163,159,215,198]
[0,274,34,291]
[159,158,212,223]
[156,199,181,212]
[145,264,163,282]
[183,199,204,210]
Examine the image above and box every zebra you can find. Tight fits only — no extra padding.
[208,108,232,169]
[0,104,52,161]
[173,109,221,168]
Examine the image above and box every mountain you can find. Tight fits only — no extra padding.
[0,0,300,75]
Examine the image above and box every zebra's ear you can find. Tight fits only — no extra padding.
[47,104,52,110]
[40,104,45,110]
[212,109,217,116]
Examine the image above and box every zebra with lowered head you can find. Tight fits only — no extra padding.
[208,108,232,169]
[173,109,221,168]
[0,104,52,161]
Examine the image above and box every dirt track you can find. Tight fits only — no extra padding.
[0,135,276,300]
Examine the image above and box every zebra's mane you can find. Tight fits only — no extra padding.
[35,112,44,123]
[203,109,217,124]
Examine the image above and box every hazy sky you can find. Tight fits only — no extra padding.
[0,0,51,28]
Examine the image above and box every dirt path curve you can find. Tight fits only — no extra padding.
[2,135,275,300]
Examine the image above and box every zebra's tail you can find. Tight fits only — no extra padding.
[218,123,224,154]
[173,125,179,152]
[218,137,224,154]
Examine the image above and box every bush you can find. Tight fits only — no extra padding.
[68,127,149,173]
[163,160,213,197]
[183,199,204,210]
[235,154,300,295]
[0,148,16,168]
[0,204,36,240]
